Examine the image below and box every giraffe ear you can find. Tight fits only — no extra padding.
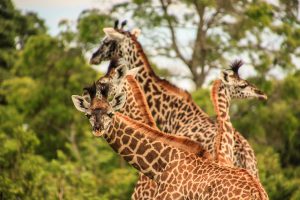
[131,28,141,38]
[112,65,128,84]
[72,95,90,113]
[103,27,125,40]
[82,90,91,103]
[127,66,142,77]
[220,70,231,85]
[110,92,126,111]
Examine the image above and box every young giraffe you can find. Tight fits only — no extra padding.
[90,26,260,177]
[211,60,267,166]
[72,84,268,200]
[96,67,159,199]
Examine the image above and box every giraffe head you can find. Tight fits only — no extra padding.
[90,22,141,65]
[96,62,142,99]
[71,82,126,136]
[220,60,267,100]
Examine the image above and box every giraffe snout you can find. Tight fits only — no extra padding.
[90,51,102,65]
[254,89,268,100]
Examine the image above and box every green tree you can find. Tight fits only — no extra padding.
[1,2,137,198]
[108,0,299,88]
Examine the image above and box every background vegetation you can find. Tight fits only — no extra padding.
[0,0,299,199]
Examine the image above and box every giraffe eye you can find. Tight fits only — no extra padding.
[240,84,247,89]
[107,112,114,118]
[85,113,91,119]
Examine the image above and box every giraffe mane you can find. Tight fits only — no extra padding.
[211,79,223,162]
[126,75,157,129]
[211,79,222,118]
[116,112,211,159]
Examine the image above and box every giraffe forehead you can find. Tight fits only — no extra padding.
[91,98,110,109]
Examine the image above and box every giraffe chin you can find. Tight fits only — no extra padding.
[93,130,105,137]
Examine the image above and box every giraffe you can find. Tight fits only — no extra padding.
[71,84,269,200]
[89,26,260,178]
[210,60,267,166]
[96,68,159,199]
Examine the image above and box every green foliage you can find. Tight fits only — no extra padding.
[0,1,137,198]
[111,0,300,87]
[192,88,214,116]
[77,9,112,50]
[191,73,300,198]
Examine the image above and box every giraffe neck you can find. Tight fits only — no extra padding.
[119,75,156,128]
[103,112,209,180]
[120,37,153,72]
[119,38,210,133]
[211,80,235,165]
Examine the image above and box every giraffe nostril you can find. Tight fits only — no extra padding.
[90,57,99,65]
[93,125,100,131]
[255,89,267,100]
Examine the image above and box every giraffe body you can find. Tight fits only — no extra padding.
[108,114,267,200]
[72,88,268,199]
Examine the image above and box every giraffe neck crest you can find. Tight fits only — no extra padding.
[116,112,210,159]
[211,80,231,121]
[211,80,235,165]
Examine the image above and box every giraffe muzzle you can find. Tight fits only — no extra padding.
[92,129,105,137]
[90,57,101,65]
[254,89,268,100]
[90,51,102,65]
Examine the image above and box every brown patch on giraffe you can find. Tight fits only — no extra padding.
[237,169,267,200]
[116,112,212,159]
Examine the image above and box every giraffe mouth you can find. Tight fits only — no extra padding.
[258,95,267,100]
[93,129,105,137]
[257,93,268,101]
[254,89,268,100]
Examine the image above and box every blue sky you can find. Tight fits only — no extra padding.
[13,0,122,35]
